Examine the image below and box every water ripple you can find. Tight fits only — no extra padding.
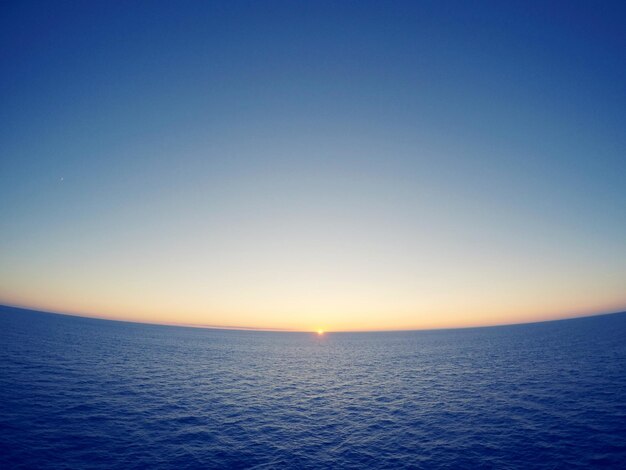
[1,307,626,469]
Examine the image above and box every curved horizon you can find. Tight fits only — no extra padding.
[2,302,624,334]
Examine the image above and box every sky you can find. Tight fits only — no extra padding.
[1,0,625,331]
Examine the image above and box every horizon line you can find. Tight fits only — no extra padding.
[1,302,624,334]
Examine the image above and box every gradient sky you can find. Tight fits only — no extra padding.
[1,1,625,331]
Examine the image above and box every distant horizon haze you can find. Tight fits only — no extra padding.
[1,303,625,333]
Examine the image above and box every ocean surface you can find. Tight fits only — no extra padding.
[1,306,626,469]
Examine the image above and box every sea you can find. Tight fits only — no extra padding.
[1,305,626,469]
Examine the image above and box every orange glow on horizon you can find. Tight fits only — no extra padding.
[1,296,625,334]
[1,1,625,338]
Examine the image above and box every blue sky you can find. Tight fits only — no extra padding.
[1,1,625,330]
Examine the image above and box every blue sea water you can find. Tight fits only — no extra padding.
[1,306,626,469]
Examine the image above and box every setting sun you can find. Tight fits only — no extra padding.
[1,1,626,468]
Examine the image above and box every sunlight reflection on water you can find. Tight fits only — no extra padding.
[1,307,626,469]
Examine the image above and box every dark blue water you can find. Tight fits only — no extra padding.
[1,306,626,469]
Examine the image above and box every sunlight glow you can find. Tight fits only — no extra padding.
[1,2,625,333]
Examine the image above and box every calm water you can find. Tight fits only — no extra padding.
[1,306,626,469]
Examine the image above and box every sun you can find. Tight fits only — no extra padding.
[317,329,324,335]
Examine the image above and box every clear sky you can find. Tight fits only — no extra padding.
[1,1,625,331]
